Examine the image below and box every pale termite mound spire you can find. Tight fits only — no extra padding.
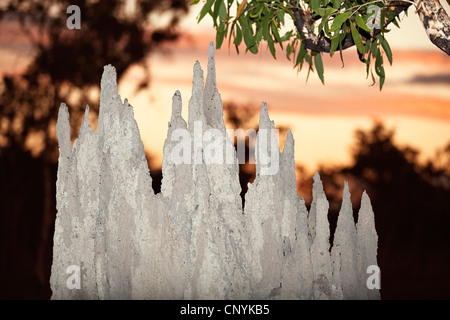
[51,44,380,300]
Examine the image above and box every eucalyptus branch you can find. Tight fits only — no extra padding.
[289,0,412,53]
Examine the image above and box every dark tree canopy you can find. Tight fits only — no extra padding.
[0,0,188,299]
[314,122,450,298]
[0,0,188,160]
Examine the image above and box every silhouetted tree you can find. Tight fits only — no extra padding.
[317,122,450,299]
[0,0,188,299]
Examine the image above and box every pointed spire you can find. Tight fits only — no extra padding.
[98,64,121,136]
[279,129,296,188]
[171,90,182,121]
[259,102,274,130]
[283,129,294,154]
[312,172,325,199]
[311,193,332,299]
[56,103,72,159]
[332,181,358,299]
[203,41,224,127]
[341,181,352,219]
[100,64,118,107]
[358,191,376,230]
[309,172,326,241]
[356,191,380,299]
[205,42,217,91]
[79,105,91,136]
[255,102,279,177]
[188,61,205,129]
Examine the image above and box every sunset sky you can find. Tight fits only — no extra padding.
[120,4,450,173]
[1,3,449,173]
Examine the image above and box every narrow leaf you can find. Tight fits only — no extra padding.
[268,36,276,58]
[234,24,242,46]
[315,8,338,16]
[379,72,385,90]
[355,14,372,32]
[375,50,384,77]
[350,23,365,55]
[377,34,392,65]
[198,0,214,22]
[248,44,258,54]
[310,0,320,10]
[271,21,282,43]
[330,35,339,56]
[295,42,307,68]
[216,23,226,48]
[280,30,293,42]
[240,15,256,49]
[330,11,351,32]
[314,52,325,84]
[213,0,222,24]
[286,44,292,61]
[219,0,227,20]
[255,26,263,43]
[332,0,341,8]
[277,8,284,24]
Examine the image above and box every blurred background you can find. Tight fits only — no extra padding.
[0,0,449,299]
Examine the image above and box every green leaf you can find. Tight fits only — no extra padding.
[365,54,371,78]
[314,52,325,84]
[364,38,371,54]
[350,23,364,55]
[379,72,385,90]
[198,0,215,22]
[295,42,307,68]
[280,30,293,42]
[267,36,276,58]
[330,11,351,32]
[338,31,346,66]
[219,0,227,20]
[330,34,339,56]
[277,9,284,25]
[355,14,372,32]
[190,0,201,5]
[380,5,386,31]
[234,24,242,46]
[305,53,313,82]
[391,16,400,28]
[286,44,292,61]
[310,0,320,11]
[371,40,378,57]
[255,26,263,43]
[240,15,256,49]
[212,0,221,25]
[248,44,258,54]
[377,34,392,65]
[315,8,338,16]
[271,21,282,43]
[375,50,385,89]
[304,53,312,66]
[332,0,341,9]
[216,23,226,49]
[250,6,263,19]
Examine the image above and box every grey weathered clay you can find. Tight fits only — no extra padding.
[50,42,379,300]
